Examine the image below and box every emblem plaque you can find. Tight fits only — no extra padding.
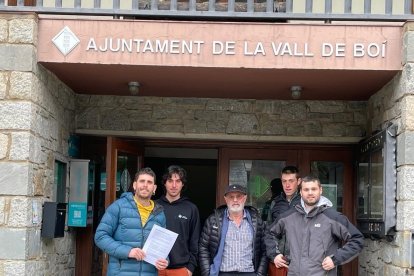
[52,26,80,56]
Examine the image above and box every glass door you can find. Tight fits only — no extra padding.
[104,137,143,206]
[75,136,144,276]
[101,137,143,275]
[300,149,355,220]
[228,159,287,213]
[219,146,355,217]
[300,148,355,276]
[218,148,298,207]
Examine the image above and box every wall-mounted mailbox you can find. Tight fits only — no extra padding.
[357,125,397,239]
[41,202,66,238]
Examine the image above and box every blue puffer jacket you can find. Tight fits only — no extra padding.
[95,192,166,276]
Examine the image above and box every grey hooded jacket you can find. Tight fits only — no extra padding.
[265,196,364,276]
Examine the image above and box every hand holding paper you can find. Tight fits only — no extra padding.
[142,224,178,267]
[128,247,146,261]
[155,258,169,271]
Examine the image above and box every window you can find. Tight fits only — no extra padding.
[310,161,344,212]
[229,159,286,212]
[7,0,36,6]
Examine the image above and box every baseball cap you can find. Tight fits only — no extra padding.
[224,184,247,196]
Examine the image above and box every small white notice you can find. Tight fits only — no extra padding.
[142,224,178,266]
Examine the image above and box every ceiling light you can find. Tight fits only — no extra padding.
[291,85,302,100]
[128,81,140,96]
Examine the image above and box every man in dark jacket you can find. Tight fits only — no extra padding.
[265,175,364,276]
[261,178,283,223]
[270,166,301,223]
[268,166,301,276]
[199,184,268,276]
[157,165,201,276]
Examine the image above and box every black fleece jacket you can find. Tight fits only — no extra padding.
[157,196,201,273]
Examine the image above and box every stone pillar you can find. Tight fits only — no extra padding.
[0,13,76,275]
[393,22,414,275]
[359,22,414,275]
[0,13,39,275]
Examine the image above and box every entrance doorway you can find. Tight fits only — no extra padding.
[218,146,356,276]
[144,147,218,224]
[218,147,355,220]
[77,137,219,275]
[75,136,357,276]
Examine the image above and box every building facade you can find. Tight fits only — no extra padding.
[1,0,414,275]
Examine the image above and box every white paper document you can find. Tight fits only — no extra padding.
[142,224,178,266]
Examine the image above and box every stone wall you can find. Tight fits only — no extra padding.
[0,13,76,275]
[75,95,367,141]
[358,22,414,276]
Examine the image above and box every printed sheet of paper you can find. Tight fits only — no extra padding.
[142,224,178,266]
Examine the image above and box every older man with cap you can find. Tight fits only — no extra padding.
[199,184,268,276]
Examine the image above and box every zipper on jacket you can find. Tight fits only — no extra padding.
[140,203,164,274]
[134,197,157,275]
[212,209,222,256]
[322,238,329,276]
[251,210,257,268]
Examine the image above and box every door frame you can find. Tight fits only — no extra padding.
[76,136,107,276]
[102,137,144,275]
[299,148,356,221]
[75,136,144,276]
[217,145,356,217]
[218,147,299,206]
[105,136,144,207]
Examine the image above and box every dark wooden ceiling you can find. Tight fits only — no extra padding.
[41,62,398,100]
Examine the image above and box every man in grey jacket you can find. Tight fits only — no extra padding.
[265,175,364,276]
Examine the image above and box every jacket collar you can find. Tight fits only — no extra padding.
[123,192,164,215]
[296,196,333,217]
[281,190,300,202]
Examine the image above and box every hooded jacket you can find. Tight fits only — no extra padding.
[157,196,200,273]
[265,196,364,276]
[95,192,166,276]
[199,205,268,276]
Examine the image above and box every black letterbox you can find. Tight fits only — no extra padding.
[41,202,66,238]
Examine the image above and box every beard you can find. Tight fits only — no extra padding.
[228,203,244,213]
[303,197,320,206]
[136,189,153,200]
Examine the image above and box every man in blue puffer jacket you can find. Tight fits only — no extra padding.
[95,167,168,275]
